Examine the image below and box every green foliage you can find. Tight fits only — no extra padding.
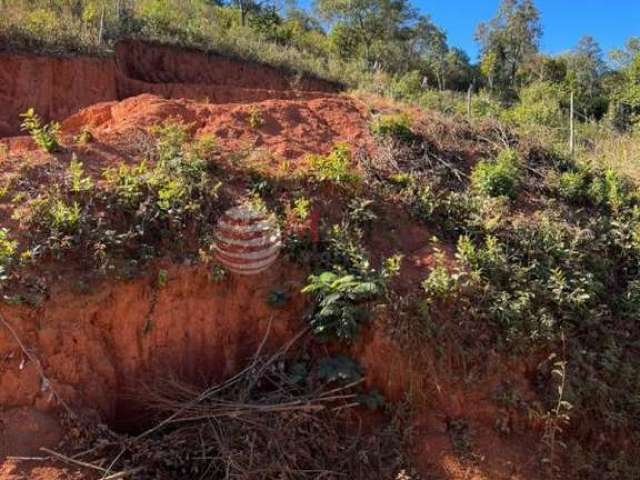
[0,229,17,281]
[303,219,400,340]
[103,162,150,209]
[210,264,228,283]
[504,81,564,129]
[19,108,60,153]
[370,114,415,143]
[68,155,94,193]
[548,164,635,210]
[157,269,169,288]
[309,143,359,184]
[247,106,264,129]
[471,148,522,199]
[292,197,311,221]
[301,270,382,340]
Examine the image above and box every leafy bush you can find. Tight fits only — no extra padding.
[67,155,94,193]
[302,270,382,340]
[588,168,633,211]
[20,108,60,153]
[471,148,522,199]
[309,143,359,183]
[370,113,415,143]
[503,81,565,129]
[388,70,423,100]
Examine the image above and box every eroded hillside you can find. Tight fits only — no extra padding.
[0,41,638,480]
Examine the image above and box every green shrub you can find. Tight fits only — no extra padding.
[370,113,415,143]
[309,143,359,183]
[20,108,60,153]
[68,155,94,193]
[588,169,632,211]
[302,270,382,340]
[503,81,564,130]
[103,163,150,209]
[471,148,522,199]
[0,229,17,281]
[388,70,423,100]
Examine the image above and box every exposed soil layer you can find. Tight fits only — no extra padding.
[0,46,548,479]
[0,40,340,137]
[0,263,306,422]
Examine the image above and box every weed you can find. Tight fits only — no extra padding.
[347,198,377,229]
[67,155,94,193]
[210,264,227,282]
[292,197,312,221]
[248,106,264,129]
[157,269,169,288]
[541,343,572,475]
[0,229,17,281]
[20,108,60,153]
[370,113,415,143]
[471,148,521,199]
[302,270,380,340]
[75,127,93,145]
[309,143,360,184]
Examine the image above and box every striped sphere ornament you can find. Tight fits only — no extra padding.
[213,203,282,275]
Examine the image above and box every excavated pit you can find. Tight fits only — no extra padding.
[0,40,340,138]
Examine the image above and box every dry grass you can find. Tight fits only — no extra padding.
[579,129,640,184]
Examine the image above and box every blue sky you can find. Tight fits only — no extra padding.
[298,0,639,62]
[424,0,640,61]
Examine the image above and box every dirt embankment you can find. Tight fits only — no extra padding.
[0,40,340,138]
[0,264,306,426]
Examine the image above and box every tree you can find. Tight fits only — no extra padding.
[475,0,542,95]
[564,36,607,118]
[315,0,418,67]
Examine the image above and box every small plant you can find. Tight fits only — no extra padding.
[292,197,311,221]
[302,271,381,340]
[309,143,359,184]
[370,113,415,143]
[317,355,362,383]
[248,106,264,129]
[20,108,60,153]
[0,228,17,280]
[103,162,150,208]
[192,133,218,161]
[302,247,399,341]
[157,269,169,288]
[75,127,93,145]
[554,169,589,203]
[347,198,377,228]
[541,345,572,475]
[47,199,82,234]
[471,148,521,199]
[68,155,94,193]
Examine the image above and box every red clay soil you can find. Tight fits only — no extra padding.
[60,93,371,160]
[0,40,340,137]
[0,43,547,480]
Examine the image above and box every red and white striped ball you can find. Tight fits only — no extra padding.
[213,203,282,275]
